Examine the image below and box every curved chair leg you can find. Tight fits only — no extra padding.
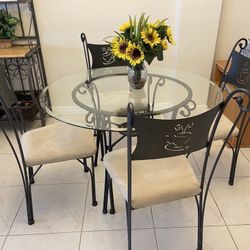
[125,201,132,250]
[89,157,97,206]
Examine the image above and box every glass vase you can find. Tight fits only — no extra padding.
[127,64,147,89]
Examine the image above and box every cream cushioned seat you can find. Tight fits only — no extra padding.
[22,122,96,166]
[104,148,201,209]
[214,114,239,140]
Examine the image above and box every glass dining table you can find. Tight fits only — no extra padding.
[39,67,223,132]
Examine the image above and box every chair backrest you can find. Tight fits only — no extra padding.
[80,33,127,81]
[241,38,250,58]
[131,104,222,160]
[127,87,250,165]
[221,38,250,91]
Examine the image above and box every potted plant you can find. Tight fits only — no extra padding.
[0,9,20,49]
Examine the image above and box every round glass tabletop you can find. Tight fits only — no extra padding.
[40,67,223,131]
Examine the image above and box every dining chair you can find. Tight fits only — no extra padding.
[103,88,250,250]
[80,32,128,166]
[215,37,250,185]
[0,68,97,225]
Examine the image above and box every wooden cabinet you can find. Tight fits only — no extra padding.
[213,60,250,147]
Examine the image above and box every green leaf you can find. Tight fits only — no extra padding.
[145,54,155,65]
[129,16,133,40]
[0,9,20,40]
[133,15,137,39]
[156,50,163,61]
[137,13,145,40]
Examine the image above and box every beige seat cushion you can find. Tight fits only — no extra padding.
[214,114,239,140]
[104,148,201,209]
[22,122,96,166]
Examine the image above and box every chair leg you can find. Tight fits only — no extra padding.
[228,147,240,186]
[94,130,101,166]
[108,131,112,151]
[125,201,132,250]
[89,156,97,206]
[26,183,35,225]
[109,176,115,214]
[100,132,105,161]
[102,170,109,214]
[196,196,203,250]
[28,167,35,184]
[24,168,34,225]
[83,158,89,173]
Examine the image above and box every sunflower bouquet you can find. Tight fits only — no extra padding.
[110,13,175,69]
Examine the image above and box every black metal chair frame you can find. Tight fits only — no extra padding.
[219,38,250,185]
[103,88,250,250]
[80,32,128,167]
[0,69,97,225]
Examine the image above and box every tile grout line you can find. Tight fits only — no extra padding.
[240,148,250,164]
[208,188,239,250]
[1,195,25,250]
[150,207,160,250]
[78,180,90,250]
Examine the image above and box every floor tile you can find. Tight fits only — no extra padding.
[80,229,157,250]
[229,225,250,250]
[209,178,250,225]
[0,154,23,187]
[2,232,81,250]
[192,145,250,178]
[152,193,224,227]
[240,148,250,162]
[0,187,24,236]
[0,129,18,154]
[10,183,87,234]
[83,183,154,231]
[94,161,105,183]
[0,236,6,248]
[34,160,90,185]
[156,226,237,250]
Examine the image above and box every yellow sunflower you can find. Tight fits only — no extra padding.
[126,43,144,66]
[141,27,161,48]
[161,39,168,50]
[120,21,131,32]
[111,38,130,60]
[166,26,176,45]
[149,20,160,29]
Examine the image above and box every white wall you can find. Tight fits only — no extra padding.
[30,0,222,82]
[214,0,250,62]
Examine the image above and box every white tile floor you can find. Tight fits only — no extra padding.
[0,119,250,250]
